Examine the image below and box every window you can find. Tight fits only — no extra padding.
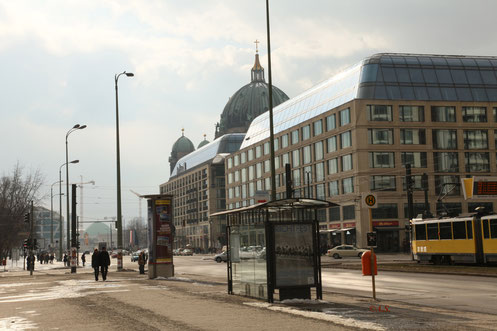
[248,165,254,180]
[328,158,338,174]
[465,152,490,172]
[329,180,339,196]
[468,202,493,213]
[256,145,262,158]
[240,152,246,164]
[341,154,353,171]
[462,106,487,123]
[273,138,279,152]
[401,152,427,168]
[483,219,490,239]
[369,152,395,168]
[431,106,456,122]
[291,130,299,144]
[491,219,497,239]
[435,175,460,196]
[314,141,324,161]
[281,134,289,148]
[433,130,457,149]
[292,150,300,167]
[227,158,233,169]
[302,125,311,140]
[293,169,301,186]
[342,177,354,194]
[439,222,452,239]
[368,128,393,144]
[313,120,323,136]
[399,105,424,122]
[403,203,428,218]
[326,114,336,131]
[329,206,340,221]
[340,131,352,148]
[228,173,233,184]
[427,223,438,240]
[248,149,254,161]
[343,205,355,220]
[436,202,462,216]
[241,168,247,182]
[316,183,325,200]
[303,146,311,164]
[264,142,270,155]
[256,163,262,178]
[234,155,240,167]
[264,159,270,173]
[415,224,426,240]
[434,152,459,172]
[372,203,398,219]
[234,170,240,182]
[464,130,488,149]
[367,105,392,121]
[453,221,466,239]
[339,108,351,125]
[327,136,337,153]
[370,176,396,191]
[315,162,325,182]
[400,129,425,144]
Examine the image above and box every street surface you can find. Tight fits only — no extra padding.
[0,255,496,330]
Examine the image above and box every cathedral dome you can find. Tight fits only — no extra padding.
[197,134,210,149]
[215,51,289,138]
[169,129,195,174]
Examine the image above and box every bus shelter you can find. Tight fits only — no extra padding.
[211,198,336,303]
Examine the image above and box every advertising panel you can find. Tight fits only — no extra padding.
[154,199,173,264]
[274,223,315,287]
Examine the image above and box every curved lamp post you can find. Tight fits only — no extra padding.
[66,125,86,251]
[50,180,62,249]
[115,71,134,259]
[59,159,78,260]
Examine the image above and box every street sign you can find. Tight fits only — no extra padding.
[362,193,378,209]
[367,232,377,247]
[254,190,270,203]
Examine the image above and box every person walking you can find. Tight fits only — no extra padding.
[138,251,145,274]
[99,247,111,281]
[81,253,86,267]
[63,254,67,267]
[91,249,100,281]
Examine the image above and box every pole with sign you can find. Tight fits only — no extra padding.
[362,193,377,300]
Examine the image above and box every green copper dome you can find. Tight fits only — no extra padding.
[198,135,210,148]
[215,52,289,138]
[172,135,195,154]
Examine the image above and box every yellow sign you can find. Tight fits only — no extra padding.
[362,193,378,209]
[156,199,171,205]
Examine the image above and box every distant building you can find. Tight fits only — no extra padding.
[224,53,497,252]
[33,206,62,251]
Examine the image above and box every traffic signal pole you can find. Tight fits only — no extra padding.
[29,200,34,276]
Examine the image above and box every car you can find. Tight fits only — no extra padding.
[327,245,368,259]
[131,252,140,262]
[181,248,193,256]
[214,251,227,263]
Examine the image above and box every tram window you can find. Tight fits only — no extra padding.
[427,223,439,240]
[453,221,466,239]
[439,222,452,239]
[415,224,426,240]
[483,219,490,239]
[490,219,497,238]
[466,221,473,239]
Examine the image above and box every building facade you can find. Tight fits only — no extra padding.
[33,206,62,251]
[225,53,497,252]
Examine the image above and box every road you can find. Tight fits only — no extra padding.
[173,255,497,315]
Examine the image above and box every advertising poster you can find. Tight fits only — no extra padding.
[274,224,315,287]
[155,199,173,263]
[147,202,155,263]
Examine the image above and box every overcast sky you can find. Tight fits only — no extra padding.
[2,0,497,226]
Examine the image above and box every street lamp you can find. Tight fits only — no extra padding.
[50,180,62,248]
[66,124,86,252]
[115,71,134,259]
[59,159,78,260]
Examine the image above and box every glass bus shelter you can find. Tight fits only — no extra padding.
[211,198,336,303]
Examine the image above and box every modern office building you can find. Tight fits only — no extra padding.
[160,50,289,251]
[225,53,497,252]
[33,206,62,251]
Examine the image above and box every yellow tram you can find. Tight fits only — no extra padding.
[411,214,497,264]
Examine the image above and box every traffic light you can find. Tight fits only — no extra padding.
[76,241,80,249]
[24,213,30,223]
[23,239,28,249]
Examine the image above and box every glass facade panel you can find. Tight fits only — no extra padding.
[313,120,323,136]
[401,152,427,168]
[434,152,459,172]
[465,152,490,172]
[281,134,289,148]
[340,131,352,148]
[367,105,392,121]
[342,177,354,194]
[328,158,338,174]
[400,129,425,144]
[326,114,336,131]
[372,203,398,219]
[302,125,311,140]
[399,105,424,122]
[431,106,456,122]
[368,128,393,144]
[370,176,396,191]
[314,141,324,161]
[303,146,311,164]
[435,175,460,195]
[341,154,353,171]
[315,162,325,182]
[462,107,487,122]
[343,205,355,220]
[248,149,254,161]
[256,145,262,158]
[329,181,339,196]
[339,108,351,126]
[433,130,457,149]
[292,150,300,167]
[327,136,337,153]
[291,129,299,144]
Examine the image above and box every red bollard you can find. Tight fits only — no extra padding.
[361,250,377,276]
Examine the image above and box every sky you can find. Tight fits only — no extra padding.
[2,0,497,227]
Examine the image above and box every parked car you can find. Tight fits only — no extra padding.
[131,252,140,262]
[327,245,368,259]
[181,248,193,256]
[214,251,227,263]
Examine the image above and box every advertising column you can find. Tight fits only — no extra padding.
[147,195,174,278]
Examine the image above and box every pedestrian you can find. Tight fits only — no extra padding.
[63,254,67,266]
[49,254,54,263]
[138,252,145,274]
[44,254,49,264]
[91,249,100,281]
[98,247,111,281]
[81,253,86,267]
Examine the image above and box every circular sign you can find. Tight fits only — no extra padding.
[365,194,376,207]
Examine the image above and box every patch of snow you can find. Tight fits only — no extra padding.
[0,316,38,330]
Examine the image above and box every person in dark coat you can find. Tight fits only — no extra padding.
[98,247,111,281]
[81,253,86,267]
[91,249,100,281]
[138,252,145,274]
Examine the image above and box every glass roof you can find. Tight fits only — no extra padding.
[241,53,497,149]
[171,133,245,177]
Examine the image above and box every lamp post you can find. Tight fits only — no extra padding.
[59,159,78,260]
[265,0,276,202]
[66,124,86,251]
[115,71,134,260]
[50,180,62,249]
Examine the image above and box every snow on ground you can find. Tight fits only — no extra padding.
[0,316,38,330]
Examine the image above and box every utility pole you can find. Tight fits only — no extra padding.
[406,164,414,260]
[29,201,34,276]
[71,184,77,274]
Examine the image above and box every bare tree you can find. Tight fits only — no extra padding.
[0,163,44,260]
[127,217,148,249]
